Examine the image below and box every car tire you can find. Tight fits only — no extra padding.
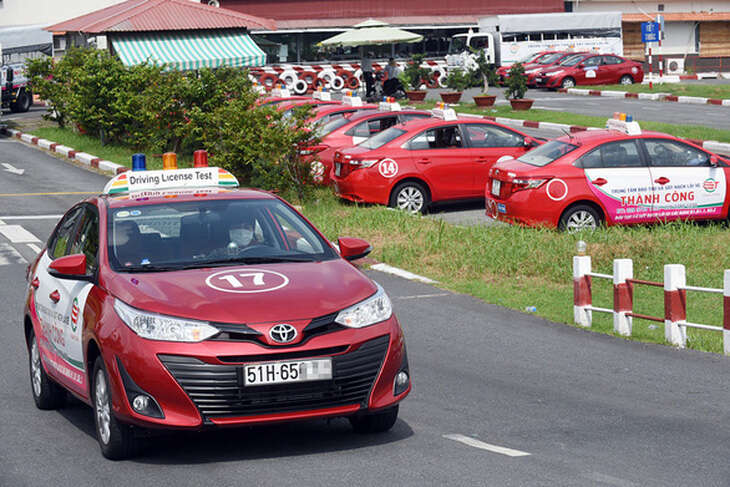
[11,89,32,113]
[559,204,602,232]
[92,357,137,460]
[560,77,576,89]
[390,181,429,214]
[619,75,634,85]
[29,330,66,410]
[349,405,399,434]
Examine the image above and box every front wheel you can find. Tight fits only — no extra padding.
[92,357,137,460]
[559,204,601,232]
[11,89,32,113]
[619,75,634,85]
[560,77,576,89]
[29,330,65,410]
[389,181,429,214]
[349,405,399,434]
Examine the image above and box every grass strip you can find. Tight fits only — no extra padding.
[302,189,730,355]
[414,101,730,144]
[593,83,730,99]
[30,127,193,170]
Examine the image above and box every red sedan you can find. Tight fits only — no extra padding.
[485,115,730,230]
[523,51,586,87]
[535,53,644,89]
[24,155,410,459]
[332,109,540,213]
[496,51,557,84]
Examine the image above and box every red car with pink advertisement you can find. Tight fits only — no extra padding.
[23,153,410,459]
[485,115,730,231]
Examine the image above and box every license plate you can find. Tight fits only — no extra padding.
[334,163,342,177]
[244,358,332,387]
[491,179,501,197]
[536,78,543,83]
[497,203,506,213]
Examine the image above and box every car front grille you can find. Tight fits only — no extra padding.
[160,335,390,420]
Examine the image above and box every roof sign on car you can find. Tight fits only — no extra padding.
[102,151,239,195]
[312,87,332,101]
[379,97,402,111]
[270,85,291,98]
[432,102,457,121]
[342,91,363,107]
[606,112,641,135]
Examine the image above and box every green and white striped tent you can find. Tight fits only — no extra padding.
[111,30,266,71]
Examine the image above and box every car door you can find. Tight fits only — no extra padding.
[461,122,528,194]
[576,139,655,224]
[404,124,473,200]
[600,55,623,84]
[642,138,726,221]
[578,55,603,85]
[33,205,97,395]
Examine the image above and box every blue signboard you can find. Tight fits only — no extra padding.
[641,22,659,43]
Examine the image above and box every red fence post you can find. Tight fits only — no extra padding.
[573,256,592,328]
[664,264,687,347]
[724,270,730,356]
[613,259,633,336]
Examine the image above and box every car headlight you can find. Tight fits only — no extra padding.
[113,299,219,342]
[335,283,392,328]
[525,69,540,74]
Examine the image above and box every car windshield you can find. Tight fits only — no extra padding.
[315,115,352,137]
[560,55,586,66]
[358,127,407,150]
[518,140,578,167]
[107,198,337,272]
[539,53,563,64]
[447,36,467,54]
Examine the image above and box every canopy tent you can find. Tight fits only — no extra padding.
[111,30,266,70]
[318,19,423,47]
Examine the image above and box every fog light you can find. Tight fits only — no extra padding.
[396,371,409,387]
[132,394,150,412]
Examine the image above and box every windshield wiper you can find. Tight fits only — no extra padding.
[177,255,318,269]
[117,263,187,273]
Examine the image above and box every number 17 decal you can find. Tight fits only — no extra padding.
[205,268,289,293]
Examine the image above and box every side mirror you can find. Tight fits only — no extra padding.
[337,237,372,261]
[710,155,719,167]
[577,63,585,69]
[524,137,539,148]
[49,254,93,281]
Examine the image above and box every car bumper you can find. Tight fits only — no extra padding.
[332,167,391,206]
[485,193,559,228]
[106,315,410,429]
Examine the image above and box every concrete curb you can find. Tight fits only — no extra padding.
[0,126,128,175]
[557,87,730,106]
[478,113,730,156]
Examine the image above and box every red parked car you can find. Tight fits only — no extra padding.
[535,53,644,89]
[24,156,410,459]
[485,115,730,230]
[331,108,541,213]
[496,51,557,84]
[307,106,432,184]
[523,51,587,87]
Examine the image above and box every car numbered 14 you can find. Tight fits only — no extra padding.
[245,358,333,386]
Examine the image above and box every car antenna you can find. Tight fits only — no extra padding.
[561,128,578,145]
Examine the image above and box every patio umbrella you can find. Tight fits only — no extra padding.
[318,19,423,47]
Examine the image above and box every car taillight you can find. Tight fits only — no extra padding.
[349,159,379,168]
[300,144,329,155]
[511,178,549,193]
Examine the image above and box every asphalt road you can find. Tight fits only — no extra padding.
[2,135,730,486]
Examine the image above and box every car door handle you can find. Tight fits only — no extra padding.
[591,178,608,186]
[49,290,61,303]
[654,177,670,185]
[417,158,431,164]
[476,157,489,163]
[31,277,39,289]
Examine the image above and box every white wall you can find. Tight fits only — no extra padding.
[573,0,729,15]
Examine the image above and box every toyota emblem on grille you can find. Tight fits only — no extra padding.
[269,323,297,343]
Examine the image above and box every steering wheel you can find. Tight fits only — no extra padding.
[236,244,271,255]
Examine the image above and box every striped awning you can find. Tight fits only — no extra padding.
[111,30,266,71]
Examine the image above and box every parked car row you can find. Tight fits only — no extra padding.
[499,50,645,89]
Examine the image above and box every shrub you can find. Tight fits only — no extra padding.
[445,68,470,92]
[401,54,432,91]
[469,48,498,93]
[504,62,528,100]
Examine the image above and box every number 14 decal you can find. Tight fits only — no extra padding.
[218,272,265,288]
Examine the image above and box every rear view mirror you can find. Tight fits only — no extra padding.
[337,237,372,261]
[49,253,93,281]
[710,155,719,167]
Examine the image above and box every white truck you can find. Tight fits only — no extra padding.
[445,12,623,69]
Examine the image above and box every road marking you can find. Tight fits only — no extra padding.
[0,243,27,266]
[0,192,97,197]
[27,243,42,254]
[370,263,437,284]
[396,293,450,300]
[443,434,531,457]
[0,224,41,243]
[1,162,25,175]
[0,214,63,220]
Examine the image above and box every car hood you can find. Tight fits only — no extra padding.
[104,259,377,324]
[540,66,570,75]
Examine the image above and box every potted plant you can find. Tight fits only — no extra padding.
[440,68,469,104]
[504,62,533,110]
[401,54,431,102]
[470,48,498,107]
